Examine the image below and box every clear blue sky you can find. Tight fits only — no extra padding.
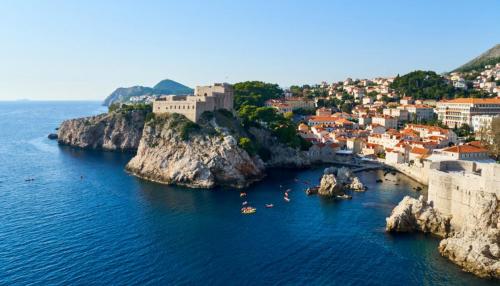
[0,0,499,100]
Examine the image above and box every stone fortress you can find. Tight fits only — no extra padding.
[427,160,500,229]
[153,83,234,122]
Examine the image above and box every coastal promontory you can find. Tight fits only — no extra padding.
[57,107,148,152]
[125,112,265,188]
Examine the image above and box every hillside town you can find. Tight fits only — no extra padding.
[261,64,500,167]
[447,63,500,95]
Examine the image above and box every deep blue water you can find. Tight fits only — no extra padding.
[0,101,496,286]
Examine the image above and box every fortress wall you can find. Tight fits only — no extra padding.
[427,161,499,229]
[386,161,433,185]
[481,163,500,193]
[154,83,234,123]
[428,170,481,228]
[153,100,198,122]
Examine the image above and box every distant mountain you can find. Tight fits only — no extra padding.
[453,44,500,73]
[102,79,193,106]
[103,86,153,106]
[153,79,193,95]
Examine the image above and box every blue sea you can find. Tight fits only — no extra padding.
[0,101,496,286]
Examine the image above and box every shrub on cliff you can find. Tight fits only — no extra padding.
[238,137,256,156]
[145,112,155,122]
[180,121,200,141]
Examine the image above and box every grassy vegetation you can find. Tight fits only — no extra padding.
[108,103,152,113]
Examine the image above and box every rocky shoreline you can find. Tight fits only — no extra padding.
[57,109,310,189]
[56,109,499,280]
[57,110,147,152]
[386,194,500,279]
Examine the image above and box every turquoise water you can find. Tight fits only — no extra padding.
[0,101,496,285]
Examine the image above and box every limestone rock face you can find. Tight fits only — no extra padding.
[248,127,311,168]
[438,192,500,279]
[318,174,343,197]
[336,167,353,184]
[126,114,265,189]
[319,166,365,195]
[349,177,365,192]
[386,196,451,237]
[58,110,146,152]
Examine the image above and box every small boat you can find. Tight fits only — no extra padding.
[305,186,319,196]
[284,192,289,197]
[240,192,247,197]
[284,197,291,202]
[242,201,248,206]
[241,206,256,214]
[285,188,292,193]
[336,194,352,200]
[265,204,274,208]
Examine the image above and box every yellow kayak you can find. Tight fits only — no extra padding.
[241,206,256,214]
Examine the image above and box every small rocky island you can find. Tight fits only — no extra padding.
[316,166,365,198]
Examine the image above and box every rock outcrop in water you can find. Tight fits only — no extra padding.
[386,196,451,237]
[438,192,500,279]
[317,167,365,197]
[349,177,365,192]
[58,110,147,152]
[318,173,343,196]
[386,193,500,279]
[125,113,265,188]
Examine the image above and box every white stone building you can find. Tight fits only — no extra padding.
[471,114,498,132]
[436,98,500,128]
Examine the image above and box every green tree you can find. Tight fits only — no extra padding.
[341,102,353,113]
[233,81,283,110]
[390,70,455,100]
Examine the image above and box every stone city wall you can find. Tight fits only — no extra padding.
[427,161,500,229]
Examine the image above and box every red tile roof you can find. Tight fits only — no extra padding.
[439,98,500,104]
[443,144,488,153]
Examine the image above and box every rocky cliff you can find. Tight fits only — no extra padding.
[439,192,500,279]
[57,110,147,151]
[248,127,311,168]
[125,113,265,189]
[386,193,499,279]
[386,196,451,237]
